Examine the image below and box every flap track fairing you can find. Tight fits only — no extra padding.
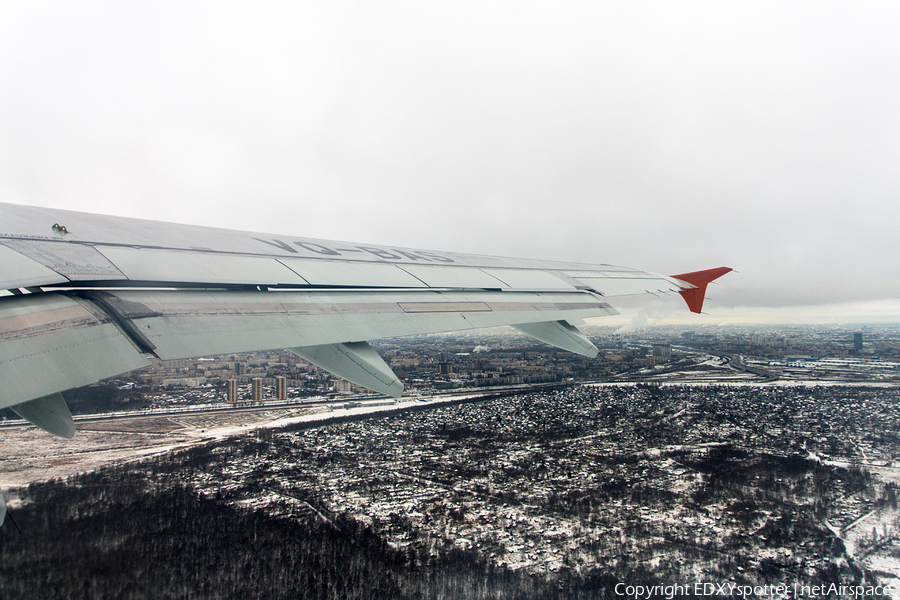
[10,392,76,438]
[289,341,404,398]
[512,320,599,357]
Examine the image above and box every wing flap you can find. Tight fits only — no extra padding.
[90,289,617,361]
[0,288,614,415]
[0,294,150,410]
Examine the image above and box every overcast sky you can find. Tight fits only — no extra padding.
[1,2,898,324]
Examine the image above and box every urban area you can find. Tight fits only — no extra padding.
[1,323,899,599]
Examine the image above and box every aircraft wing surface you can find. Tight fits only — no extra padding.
[0,202,730,438]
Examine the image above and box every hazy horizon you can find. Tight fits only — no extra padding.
[2,2,898,323]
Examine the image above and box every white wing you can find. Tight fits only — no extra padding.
[0,202,730,437]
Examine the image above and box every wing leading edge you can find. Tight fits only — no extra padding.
[0,203,730,438]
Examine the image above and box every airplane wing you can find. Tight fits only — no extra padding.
[0,202,731,438]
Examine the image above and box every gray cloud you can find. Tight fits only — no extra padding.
[2,2,898,316]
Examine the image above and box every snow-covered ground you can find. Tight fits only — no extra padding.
[0,391,494,489]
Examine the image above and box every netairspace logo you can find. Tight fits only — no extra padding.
[614,582,896,599]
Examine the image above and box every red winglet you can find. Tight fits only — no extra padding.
[670,267,732,314]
